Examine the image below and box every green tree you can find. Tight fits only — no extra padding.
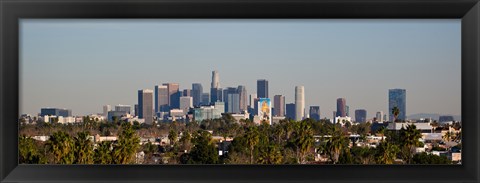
[94,141,113,164]
[74,131,94,164]
[375,141,400,164]
[257,144,283,164]
[187,131,219,164]
[323,126,349,164]
[112,123,141,164]
[19,136,45,164]
[244,126,260,164]
[412,152,451,164]
[399,124,422,164]
[47,131,75,164]
[289,120,314,164]
[168,129,178,147]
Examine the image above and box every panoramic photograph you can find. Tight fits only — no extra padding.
[18,19,461,165]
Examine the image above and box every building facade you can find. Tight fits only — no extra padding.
[257,79,269,98]
[295,86,305,121]
[389,88,406,122]
[192,83,203,107]
[309,106,321,121]
[336,98,347,117]
[286,103,295,120]
[138,89,154,125]
[40,108,72,117]
[273,95,285,117]
[115,104,131,114]
[355,109,367,123]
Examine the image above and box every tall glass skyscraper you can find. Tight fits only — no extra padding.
[389,89,406,122]
[210,71,222,103]
[155,85,169,113]
[286,103,296,120]
[192,83,203,107]
[274,95,285,117]
[237,85,248,112]
[257,79,269,98]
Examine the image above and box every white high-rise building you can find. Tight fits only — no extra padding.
[376,111,384,122]
[211,70,220,88]
[103,105,111,118]
[295,86,305,121]
[249,94,257,108]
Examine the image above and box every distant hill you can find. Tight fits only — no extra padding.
[408,113,461,121]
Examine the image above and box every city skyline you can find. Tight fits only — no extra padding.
[20,19,461,118]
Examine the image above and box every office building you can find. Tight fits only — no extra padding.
[183,89,191,97]
[227,93,240,114]
[223,87,238,111]
[309,106,320,120]
[355,109,367,123]
[336,98,347,117]
[115,104,131,114]
[103,105,111,118]
[193,102,225,122]
[274,95,285,117]
[180,96,193,113]
[257,98,272,125]
[162,83,180,109]
[249,94,257,109]
[389,89,406,122]
[210,71,222,103]
[439,115,455,122]
[155,85,169,113]
[107,111,127,122]
[138,89,154,125]
[295,86,305,121]
[134,104,138,117]
[201,93,210,106]
[376,111,384,122]
[192,83,203,106]
[257,79,269,98]
[237,85,248,112]
[40,108,72,117]
[286,103,296,120]
[346,105,350,117]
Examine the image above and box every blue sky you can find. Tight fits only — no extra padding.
[20,19,461,119]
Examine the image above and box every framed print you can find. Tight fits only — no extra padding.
[1,0,479,182]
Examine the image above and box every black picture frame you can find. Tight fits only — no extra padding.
[1,0,479,182]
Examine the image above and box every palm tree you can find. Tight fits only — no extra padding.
[47,131,75,164]
[244,126,260,164]
[400,124,422,164]
[392,106,400,122]
[324,126,348,164]
[74,131,94,164]
[376,142,400,164]
[293,121,314,164]
[113,123,141,164]
[94,141,113,164]
[257,144,283,164]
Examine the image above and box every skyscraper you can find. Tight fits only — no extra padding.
[295,86,305,121]
[138,89,153,125]
[103,105,111,118]
[346,105,350,117]
[389,89,406,122]
[210,71,222,103]
[155,85,169,113]
[115,104,131,114]
[201,93,210,106]
[183,89,191,97]
[257,79,269,98]
[192,83,203,107]
[286,103,296,120]
[223,87,238,112]
[274,95,285,117]
[249,94,257,109]
[163,83,180,109]
[309,106,320,120]
[237,85,247,112]
[180,96,193,113]
[355,109,367,123]
[336,98,346,117]
[376,111,384,122]
[227,93,240,114]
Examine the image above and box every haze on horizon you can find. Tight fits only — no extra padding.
[20,19,461,119]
